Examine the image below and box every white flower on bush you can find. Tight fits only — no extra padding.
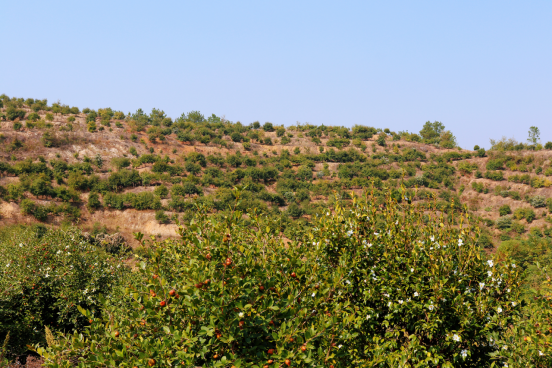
[461,349,468,358]
[388,302,392,307]
[410,268,414,272]
[511,302,516,307]
[428,305,434,311]
[399,300,403,304]
[453,334,460,342]
[487,260,494,267]
[512,264,516,268]
[488,271,493,277]
[497,307,502,313]
[458,238,463,246]
[479,283,485,290]
[414,292,419,297]
[430,236,435,242]
[502,345,508,350]
[238,312,244,318]
[346,230,353,237]
[312,292,316,297]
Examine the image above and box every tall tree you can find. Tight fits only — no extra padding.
[527,126,540,145]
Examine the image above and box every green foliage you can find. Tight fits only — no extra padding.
[262,122,274,131]
[419,121,445,141]
[5,106,26,121]
[0,226,128,358]
[513,208,536,223]
[155,209,170,224]
[376,133,387,146]
[484,171,504,181]
[87,192,102,210]
[499,204,512,216]
[34,188,526,367]
[529,195,547,208]
[527,126,541,146]
[154,184,169,198]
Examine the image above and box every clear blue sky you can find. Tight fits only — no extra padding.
[1,1,551,149]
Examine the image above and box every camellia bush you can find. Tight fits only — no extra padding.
[0,225,128,360]
[309,192,523,367]
[37,189,352,367]
[34,187,541,367]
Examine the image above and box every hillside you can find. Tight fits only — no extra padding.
[1,95,552,249]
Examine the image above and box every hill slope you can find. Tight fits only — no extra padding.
[1,95,552,249]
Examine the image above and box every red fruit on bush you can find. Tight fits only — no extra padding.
[88,319,93,324]
[268,348,274,355]
[301,345,307,352]
[291,272,297,278]
[169,289,176,296]
[147,358,156,366]
[285,359,291,366]
[225,258,232,266]
[114,331,119,337]
[160,300,166,307]
[206,253,211,260]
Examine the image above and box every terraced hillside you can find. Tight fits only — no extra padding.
[1,94,552,249]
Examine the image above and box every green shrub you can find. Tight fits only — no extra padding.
[36,188,524,367]
[27,112,40,122]
[0,226,127,358]
[499,204,512,216]
[87,192,102,210]
[155,209,170,224]
[262,122,274,131]
[87,121,97,132]
[154,184,169,198]
[497,215,513,229]
[12,121,22,131]
[5,106,25,121]
[529,195,547,208]
[376,133,386,146]
[484,171,504,181]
